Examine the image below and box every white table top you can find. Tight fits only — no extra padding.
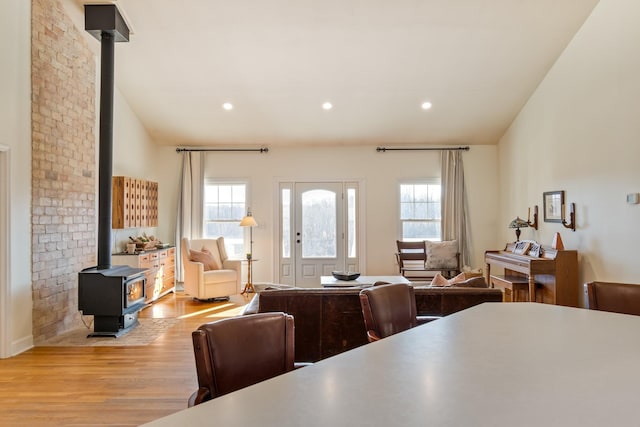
[320,275,410,287]
[142,303,640,426]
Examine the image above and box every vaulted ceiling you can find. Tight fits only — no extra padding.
[74,0,600,147]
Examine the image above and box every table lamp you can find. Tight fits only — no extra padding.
[508,217,529,242]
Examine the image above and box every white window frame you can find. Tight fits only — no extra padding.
[399,180,441,242]
[203,180,249,258]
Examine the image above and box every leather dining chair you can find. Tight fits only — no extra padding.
[359,283,418,342]
[189,312,297,406]
[585,281,640,316]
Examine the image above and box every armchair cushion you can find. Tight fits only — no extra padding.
[189,248,221,271]
[202,269,237,285]
[425,240,458,269]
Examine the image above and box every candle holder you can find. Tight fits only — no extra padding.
[526,205,538,230]
[561,202,576,232]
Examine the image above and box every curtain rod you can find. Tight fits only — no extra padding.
[376,146,469,152]
[176,147,269,153]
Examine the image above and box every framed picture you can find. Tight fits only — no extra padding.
[543,191,564,223]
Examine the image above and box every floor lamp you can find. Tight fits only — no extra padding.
[240,211,257,294]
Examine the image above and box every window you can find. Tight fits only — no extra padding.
[301,189,337,258]
[281,188,291,258]
[347,187,357,258]
[203,182,247,257]
[400,182,441,241]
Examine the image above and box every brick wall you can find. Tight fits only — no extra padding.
[31,0,97,342]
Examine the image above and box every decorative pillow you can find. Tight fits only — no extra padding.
[430,273,450,287]
[462,268,484,278]
[451,276,487,288]
[448,272,467,285]
[202,247,222,270]
[425,240,458,269]
[189,248,220,271]
[430,272,467,287]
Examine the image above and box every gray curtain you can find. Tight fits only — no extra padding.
[441,150,471,268]
[175,151,204,282]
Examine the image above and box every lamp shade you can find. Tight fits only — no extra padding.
[239,215,257,227]
[508,217,529,229]
[508,216,528,242]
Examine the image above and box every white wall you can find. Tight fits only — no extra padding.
[152,145,499,284]
[0,0,33,357]
[111,88,169,252]
[499,0,640,306]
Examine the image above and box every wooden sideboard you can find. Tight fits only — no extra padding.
[112,247,175,303]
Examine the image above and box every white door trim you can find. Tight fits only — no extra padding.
[274,179,367,286]
[0,145,11,358]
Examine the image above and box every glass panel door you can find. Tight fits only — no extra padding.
[294,183,344,287]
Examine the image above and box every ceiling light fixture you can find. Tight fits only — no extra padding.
[322,102,333,110]
[222,102,233,111]
[421,101,432,110]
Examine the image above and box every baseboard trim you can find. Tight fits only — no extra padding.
[10,334,33,357]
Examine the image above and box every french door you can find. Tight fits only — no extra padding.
[278,182,359,287]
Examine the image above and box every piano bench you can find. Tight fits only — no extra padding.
[489,275,539,302]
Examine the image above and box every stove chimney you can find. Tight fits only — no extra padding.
[84,5,130,269]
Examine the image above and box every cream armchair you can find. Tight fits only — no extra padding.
[181,237,241,300]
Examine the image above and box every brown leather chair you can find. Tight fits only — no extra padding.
[585,281,640,316]
[359,283,418,342]
[189,312,296,406]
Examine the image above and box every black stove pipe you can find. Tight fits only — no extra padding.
[97,31,115,270]
[84,5,130,270]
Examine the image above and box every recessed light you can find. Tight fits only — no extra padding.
[322,102,333,110]
[222,102,233,111]
[421,101,432,110]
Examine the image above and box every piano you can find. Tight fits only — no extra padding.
[485,242,579,306]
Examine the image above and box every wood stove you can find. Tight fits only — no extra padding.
[78,265,146,336]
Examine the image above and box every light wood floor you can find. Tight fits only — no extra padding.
[0,291,253,427]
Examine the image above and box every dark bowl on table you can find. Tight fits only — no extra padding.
[332,271,360,281]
